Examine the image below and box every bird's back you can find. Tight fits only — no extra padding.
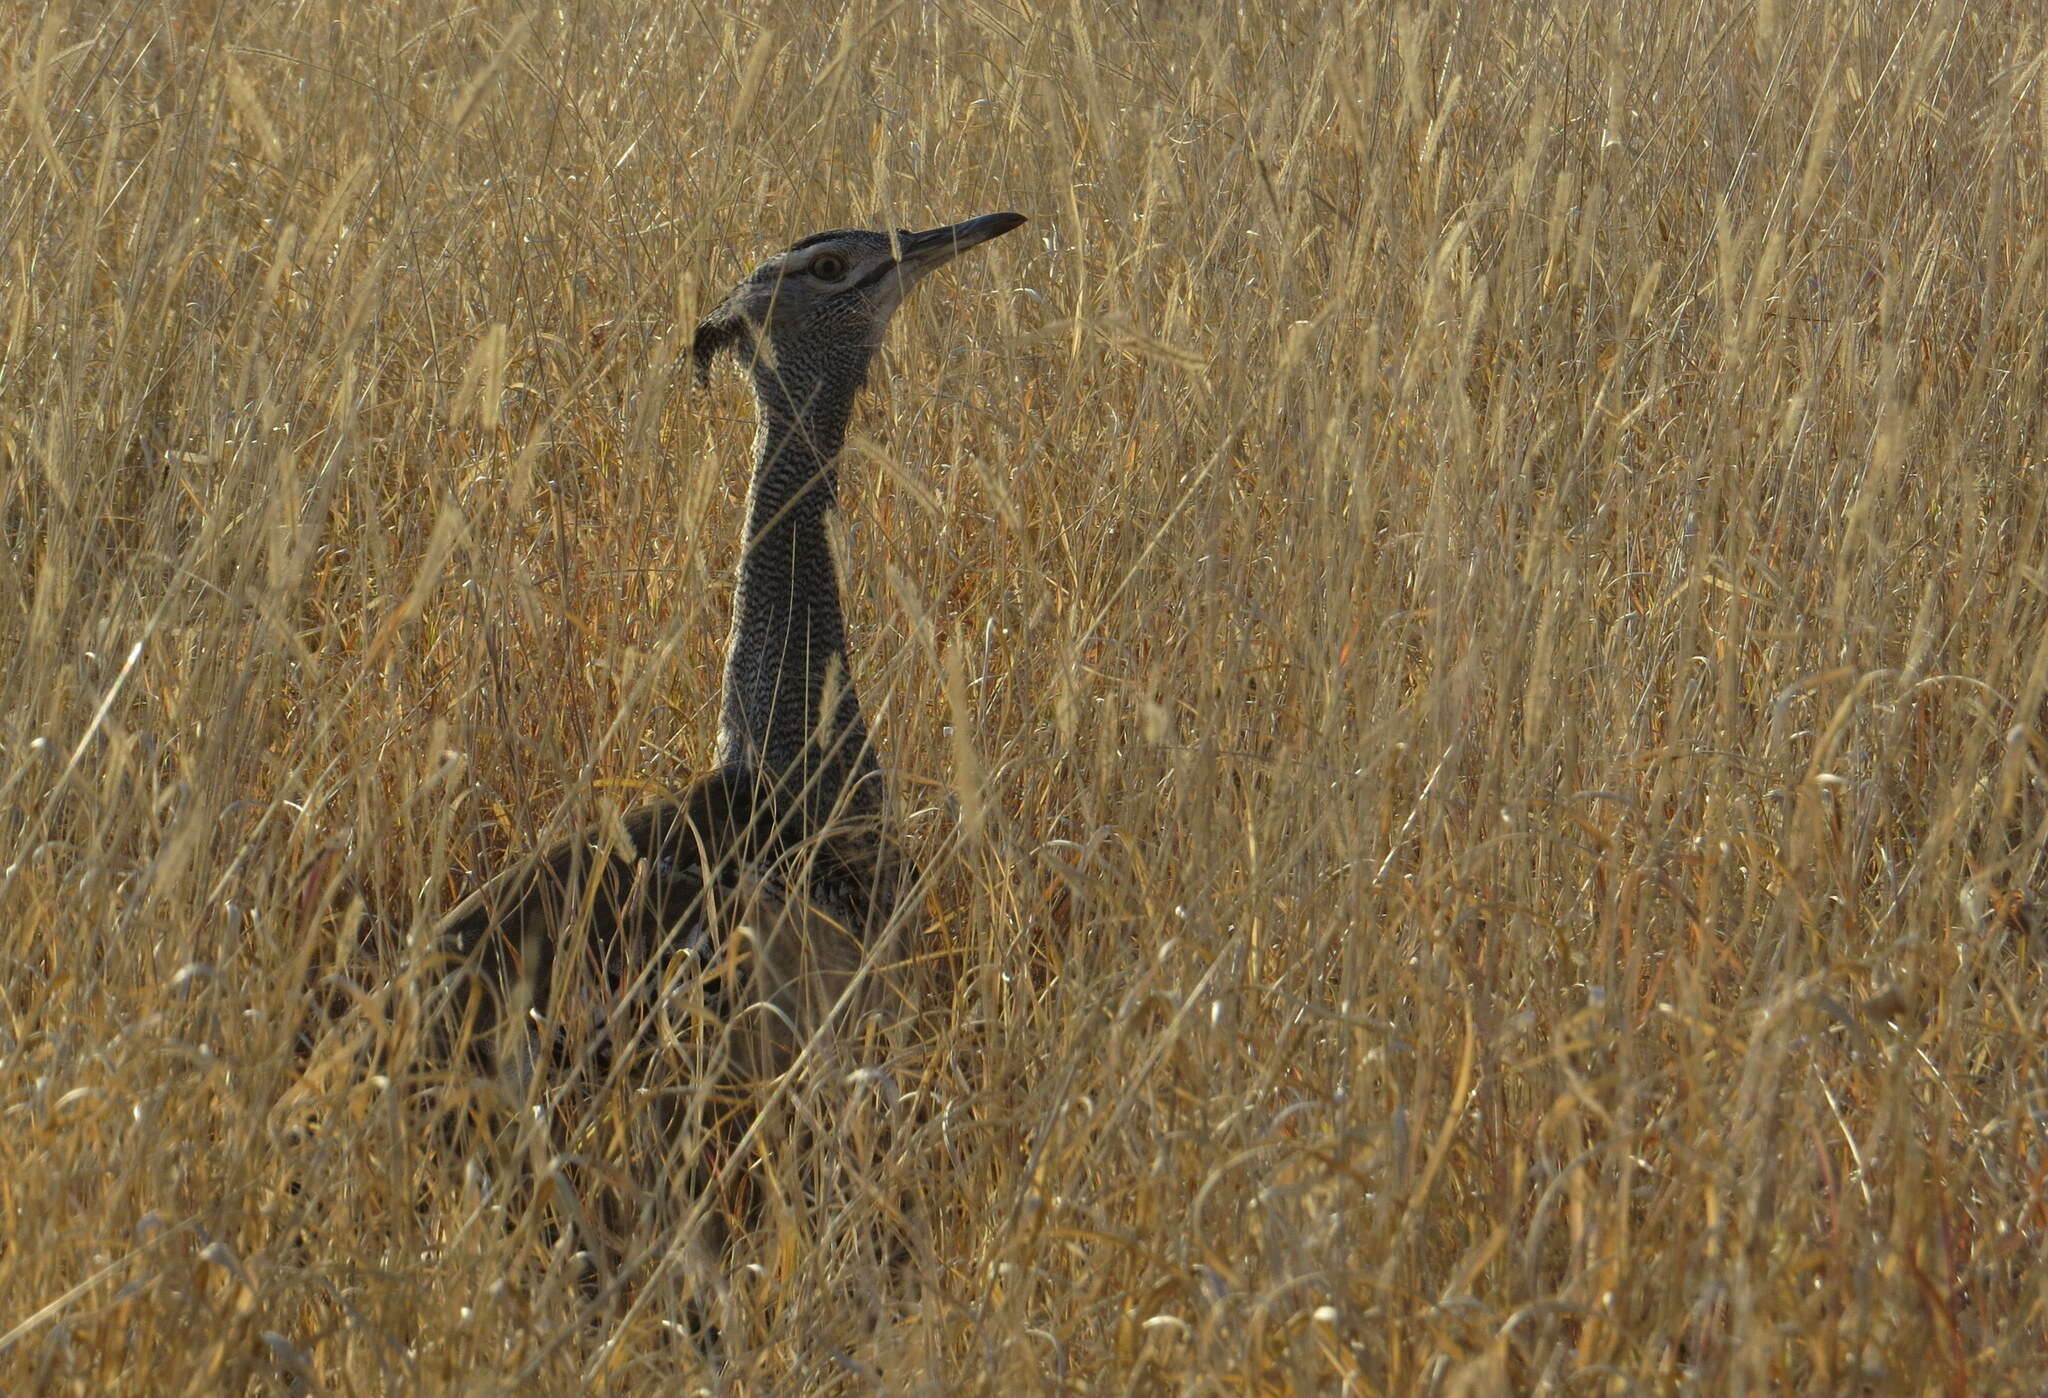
[432,766,920,1090]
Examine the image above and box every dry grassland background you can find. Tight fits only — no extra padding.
[4,0,2048,1390]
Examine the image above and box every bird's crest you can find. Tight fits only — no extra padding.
[691,301,751,388]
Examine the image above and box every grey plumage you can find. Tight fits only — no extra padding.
[433,212,1026,1088]
[695,215,1026,815]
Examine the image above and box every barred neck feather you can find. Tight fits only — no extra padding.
[713,338,881,820]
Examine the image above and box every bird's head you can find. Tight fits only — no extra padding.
[691,212,1026,391]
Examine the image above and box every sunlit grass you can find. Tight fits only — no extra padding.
[4,0,2046,1389]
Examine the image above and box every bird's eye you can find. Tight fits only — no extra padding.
[809,254,848,281]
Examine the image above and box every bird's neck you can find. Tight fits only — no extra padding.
[714,365,881,820]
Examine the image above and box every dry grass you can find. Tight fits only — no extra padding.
[4,0,2047,1390]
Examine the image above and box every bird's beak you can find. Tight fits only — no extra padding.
[891,212,1028,277]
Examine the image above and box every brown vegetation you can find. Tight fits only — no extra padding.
[3,0,2046,1390]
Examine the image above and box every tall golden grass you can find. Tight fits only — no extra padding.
[4,0,2046,1389]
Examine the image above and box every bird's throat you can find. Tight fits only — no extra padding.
[714,393,879,819]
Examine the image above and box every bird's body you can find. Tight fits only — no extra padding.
[433,766,917,1097]
[430,212,1025,1098]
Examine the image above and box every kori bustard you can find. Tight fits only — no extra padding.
[433,212,1027,1085]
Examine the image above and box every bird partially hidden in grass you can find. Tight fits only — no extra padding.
[424,213,1026,1254]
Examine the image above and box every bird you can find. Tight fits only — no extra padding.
[428,211,1028,1122]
